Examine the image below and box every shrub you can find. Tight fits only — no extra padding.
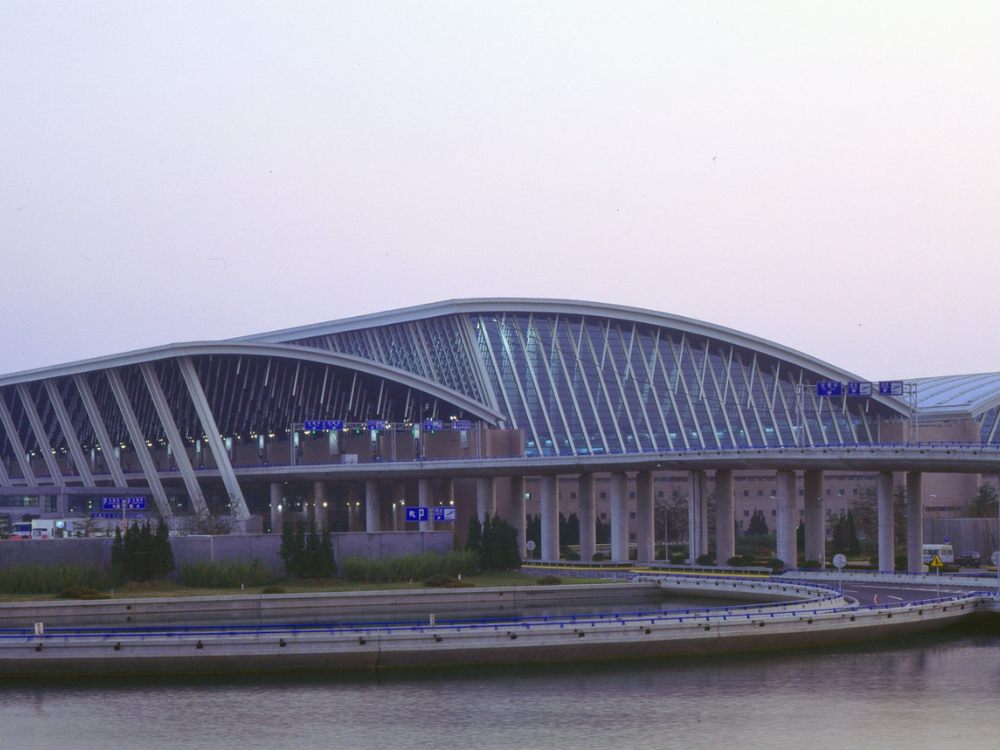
[726,556,746,567]
[0,564,112,595]
[742,552,756,564]
[423,573,456,587]
[592,552,606,562]
[536,575,562,585]
[565,551,581,561]
[57,585,109,600]
[895,554,909,572]
[801,559,822,569]
[695,554,715,566]
[766,558,785,571]
[341,551,479,584]
[669,553,686,565]
[869,556,880,570]
[179,559,270,588]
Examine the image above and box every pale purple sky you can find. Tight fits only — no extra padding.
[2,2,998,380]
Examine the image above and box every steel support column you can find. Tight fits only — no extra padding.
[15,384,63,485]
[176,357,250,524]
[104,369,172,518]
[137,363,204,519]
[0,392,35,486]
[43,380,95,487]
[73,374,128,488]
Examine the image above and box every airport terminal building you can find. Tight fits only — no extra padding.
[1,299,998,564]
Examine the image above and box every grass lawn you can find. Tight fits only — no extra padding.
[0,569,621,602]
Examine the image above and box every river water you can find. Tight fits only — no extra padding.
[1,630,998,750]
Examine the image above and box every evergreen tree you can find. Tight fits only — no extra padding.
[796,520,805,553]
[304,522,321,577]
[278,522,297,575]
[110,525,125,582]
[746,509,769,536]
[846,509,861,556]
[478,514,521,571]
[318,524,337,577]
[466,514,482,553]
[154,517,175,579]
[595,518,611,545]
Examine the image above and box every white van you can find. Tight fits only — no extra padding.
[922,544,954,565]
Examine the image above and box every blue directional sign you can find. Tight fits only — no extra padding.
[846,381,873,397]
[451,419,472,431]
[366,420,387,431]
[91,512,146,520]
[405,507,429,522]
[103,497,147,511]
[304,419,344,431]
[879,381,904,397]
[422,419,443,432]
[433,507,457,523]
[816,381,843,397]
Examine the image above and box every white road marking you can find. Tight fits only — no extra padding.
[887,595,904,601]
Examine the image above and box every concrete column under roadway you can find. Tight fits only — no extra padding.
[476,476,496,521]
[688,470,708,562]
[803,470,824,568]
[610,472,629,562]
[540,475,559,562]
[907,471,924,573]
[365,479,381,532]
[418,478,434,531]
[509,476,526,557]
[877,471,894,572]
[775,470,797,568]
[270,482,283,533]
[635,471,654,563]
[578,473,596,563]
[714,469,735,566]
[314,481,329,530]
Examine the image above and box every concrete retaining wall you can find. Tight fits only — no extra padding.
[0,531,454,575]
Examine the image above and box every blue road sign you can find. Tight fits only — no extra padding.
[451,419,472,431]
[304,419,344,431]
[366,420,387,431]
[433,507,457,522]
[405,507,429,522]
[91,512,146,519]
[103,497,146,511]
[816,381,843,397]
[846,381,873,397]
[879,381,904,396]
[422,419,443,432]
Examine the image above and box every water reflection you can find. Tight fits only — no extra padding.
[2,632,998,750]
